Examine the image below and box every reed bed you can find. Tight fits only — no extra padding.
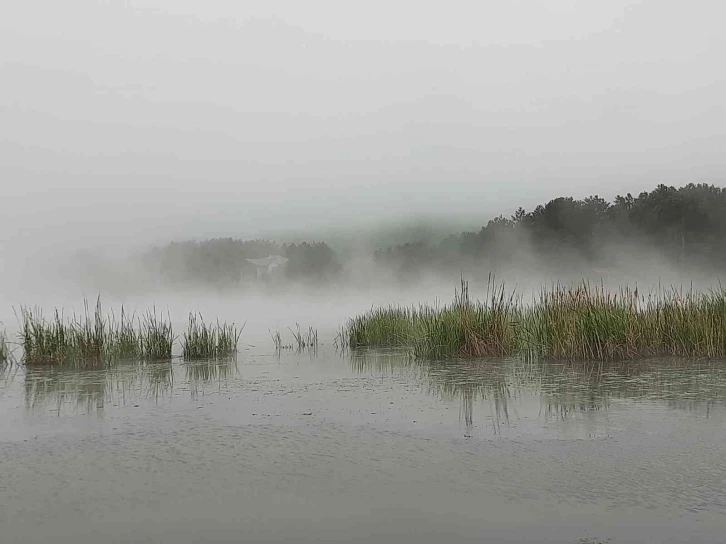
[139,310,175,361]
[346,306,413,348]
[182,313,243,360]
[16,299,175,367]
[342,280,726,362]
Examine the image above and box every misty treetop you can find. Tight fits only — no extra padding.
[142,238,340,287]
[142,183,725,286]
[377,182,726,275]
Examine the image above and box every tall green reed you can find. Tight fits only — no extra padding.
[182,313,243,360]
[343,279,726,362]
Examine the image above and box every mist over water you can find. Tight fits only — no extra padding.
[2,1,725,286]
[2,2,726,543]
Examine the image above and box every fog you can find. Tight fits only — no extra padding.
[1,0,725,331]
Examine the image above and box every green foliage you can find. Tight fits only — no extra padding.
[139,310,175,361]
[343,280,726,361]
[140,183,725,285]
[346,306,414,349]
[18,300,175,367]
[377,183,726,272]
[182,313,242,360]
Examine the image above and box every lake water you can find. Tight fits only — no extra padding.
[2,346,726,543]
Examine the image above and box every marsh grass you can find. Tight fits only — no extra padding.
[289,324,318,352]
[270,328,290,351]
[0,329,8,365]
[343,278,726,362]
[17,299,175,367]
[270,324,319,353]
[346,306,413,348]
[182,313,243,360]
[139,309,175,361]
[410,278,520,358]
[524,283,726,360]
[107,307,141,359]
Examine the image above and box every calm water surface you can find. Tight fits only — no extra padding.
[1,346,726,543]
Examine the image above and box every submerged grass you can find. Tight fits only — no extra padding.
[182,313,243,360]
[343,278,726,362]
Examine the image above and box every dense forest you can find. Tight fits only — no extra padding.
[141,183,725,286]
[376,183,726,278]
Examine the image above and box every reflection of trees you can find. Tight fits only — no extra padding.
[24,361,174,414]
[350,351,726,427]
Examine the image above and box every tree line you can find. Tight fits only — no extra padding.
[141,183,725,286]
[376,183,726,277]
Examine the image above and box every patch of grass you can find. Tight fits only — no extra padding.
[19,304,101,368]
[524,283,726,360]
[0,328,9,366]
[107,307,141,359]
[139,309,175,361]
[17,299,175,367]
[343,279,726,362]
[410,278,520,358]
[345,306,413,349]
[182,313,243,360]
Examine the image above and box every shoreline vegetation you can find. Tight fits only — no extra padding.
[342,277,726,361]
[6,273,726,366]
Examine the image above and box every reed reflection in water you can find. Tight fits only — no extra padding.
[350,350,726,430]
[23,360,175,414]
[184,356,238,398]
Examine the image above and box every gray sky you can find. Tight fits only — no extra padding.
[1,0,725,257]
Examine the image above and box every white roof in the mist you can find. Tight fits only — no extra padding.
[246,255,289,267]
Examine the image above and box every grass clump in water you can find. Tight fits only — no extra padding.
[17,299,175,367]
[139,309,175,361]
[0,328,9,365]
[182,313,243,360]
[524,283,726,360]
[343,277,520,359]
[346,306,413,349]
[343,279,726,362]
[107,308,142,359]
[410,279,520,358]
[19,301,106,368]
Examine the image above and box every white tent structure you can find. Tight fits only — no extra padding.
[245,255,289,279]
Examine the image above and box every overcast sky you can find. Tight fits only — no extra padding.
[1,0,724,258]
